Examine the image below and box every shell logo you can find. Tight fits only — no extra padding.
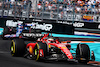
[83,15,93,20]
[61,47,66,49]
[29,46,33,54]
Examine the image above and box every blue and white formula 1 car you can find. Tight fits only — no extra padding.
[2,20,51,40]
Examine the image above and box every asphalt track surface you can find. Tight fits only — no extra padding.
[0,39,99,67]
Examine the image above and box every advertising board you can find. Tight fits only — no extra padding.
[0,18,74,35]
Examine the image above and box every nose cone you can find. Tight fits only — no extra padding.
[58,44,73,59]
[50,43,73,59]
[63,49,73,59]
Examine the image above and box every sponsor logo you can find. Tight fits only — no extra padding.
[6,20,52,31]
[30,22,53,31]
[63,14,81,21]
[6,20,23,27]
[73,22,84,27]
[22,33,44,37]
[98,24,100,29]
[39,49,44,57]
[33,19,42,22]
[83,15,93,21]
[58,21,72,25]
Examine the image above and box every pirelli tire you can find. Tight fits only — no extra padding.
[2,27,9,40]
[76,43,90,63]
[33,42,49,61]
[11,39,26,57]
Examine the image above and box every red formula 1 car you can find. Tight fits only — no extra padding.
[10,33,95,63]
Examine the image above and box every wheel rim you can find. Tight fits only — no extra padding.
[34,43,39,61]
[11,40,15,56]
[11,46,14,51]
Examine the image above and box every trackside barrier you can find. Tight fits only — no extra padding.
[0,18,74,35]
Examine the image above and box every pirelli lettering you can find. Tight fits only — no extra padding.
[22,33,44,37]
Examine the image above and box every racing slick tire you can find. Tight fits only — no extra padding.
[76,43,90,63]
[33,42,48,61]
[10,39,26,57]
[2,27,9,40]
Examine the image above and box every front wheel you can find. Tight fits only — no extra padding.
[33,42,48,61]
[76,43,90,63]
[11,39,26,56]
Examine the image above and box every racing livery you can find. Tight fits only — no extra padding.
[2,22,46,40]
[10,33,95,63]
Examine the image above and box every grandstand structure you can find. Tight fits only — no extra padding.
[1,0,100,37]
[0,0,100,23]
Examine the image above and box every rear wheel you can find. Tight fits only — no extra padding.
[11,39,26,56]
[76,43,90,63]
[33,42,48,61]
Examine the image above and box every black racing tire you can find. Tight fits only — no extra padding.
[33,42,48,61]
[10,39,26,57]
[76,43,90,63]
[2,27,9,40]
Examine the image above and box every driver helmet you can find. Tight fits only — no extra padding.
[47,38,54,43]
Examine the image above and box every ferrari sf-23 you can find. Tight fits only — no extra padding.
[10,33,95,63]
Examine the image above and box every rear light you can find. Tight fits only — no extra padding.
[19,36,22,38]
